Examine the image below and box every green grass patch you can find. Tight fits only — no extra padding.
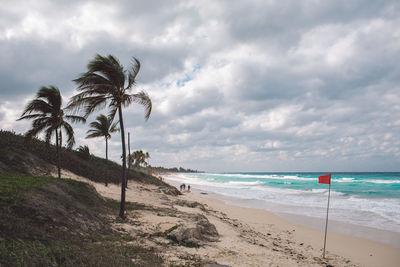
[0,172,54,203]
[0,172,164,266]
[0,237,164,267]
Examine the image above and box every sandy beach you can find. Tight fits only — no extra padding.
[62,169,400,266]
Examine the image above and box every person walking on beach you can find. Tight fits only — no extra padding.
[188,185,191,192]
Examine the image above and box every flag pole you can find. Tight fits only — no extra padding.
[323,180,331,258]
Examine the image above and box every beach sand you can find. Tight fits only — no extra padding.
[60,169,400,266]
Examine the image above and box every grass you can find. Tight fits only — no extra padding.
[0,172,53,203]
[0,237,164,267]
[0,172,164,266]
[0,130,169,187]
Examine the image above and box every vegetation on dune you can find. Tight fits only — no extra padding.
[77,145,91,159]
[0,130,168,187]
[68,54,152,219]
[0,172,163,266]
[17,86,86,179]
[86,114,120,186]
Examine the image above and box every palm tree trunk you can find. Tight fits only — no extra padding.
[105,137,108,187]
[55,128,61,179]
[118,106,127,219]
[126,132,130,188]
[59,130,62,149]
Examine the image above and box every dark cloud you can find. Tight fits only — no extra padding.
[0,0,399,171]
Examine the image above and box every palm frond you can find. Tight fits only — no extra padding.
[44,125,57,144]
[88,121,102,130]
[96,114,110,127]
[84,97,108,117]
[86,54,125,89]
[86,131,103,138]
[62,122,75,148]
[67,94,108,118]
[74,72,111,87]
[110,121,120,133]
[20,99,52,117]
[128,91,152,120]
[127,57,140,89]
[31,117,52,129]
[107,107,118,122]
[25,121,48,140]
[65,115,86,123]
[37,86,62,112]
[17,113,45,121]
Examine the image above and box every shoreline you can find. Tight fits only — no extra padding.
[204,190,400,248]
[164,173,400,248]
[164,173,400,267]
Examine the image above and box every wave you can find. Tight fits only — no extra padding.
[365,179,400,184]
[227,181,263,186]
[336,177,355,182]
[205,173,316,181]
[310,188,345,196]
[205,173,400,185]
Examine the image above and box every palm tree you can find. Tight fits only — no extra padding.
[18,86,86,178]
[86,114,119,186]
[68,54,152,218]
[129,150,150,168]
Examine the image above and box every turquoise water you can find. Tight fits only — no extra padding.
[193,172,400,198]
[168,172,400,233]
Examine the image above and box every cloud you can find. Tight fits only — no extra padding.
[0,0,400,172]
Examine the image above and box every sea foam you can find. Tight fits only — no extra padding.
[168,172,400,233]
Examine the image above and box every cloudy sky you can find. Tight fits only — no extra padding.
[1,0,399,172]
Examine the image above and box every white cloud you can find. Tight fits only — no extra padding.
[0,0,399,171]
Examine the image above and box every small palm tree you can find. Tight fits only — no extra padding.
[86,114,119,186]
[18,86,86,178]
[68,54,152,218]
[129,150,150,168]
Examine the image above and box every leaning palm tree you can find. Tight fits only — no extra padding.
[68,54,152,218]
[86,114,119,186]
[17,86,86,178]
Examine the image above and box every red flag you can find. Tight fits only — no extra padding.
[319,174,331,184]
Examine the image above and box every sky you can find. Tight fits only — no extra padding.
[1,0,399,172]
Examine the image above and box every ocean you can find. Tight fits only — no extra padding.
[167,172,400,235]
